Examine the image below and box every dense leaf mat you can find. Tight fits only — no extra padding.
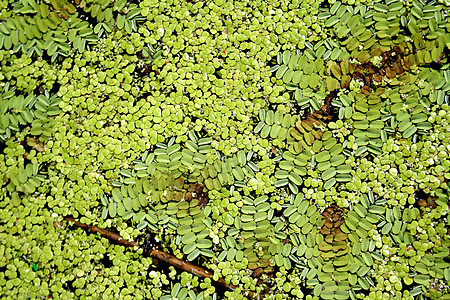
[0,0,449,299]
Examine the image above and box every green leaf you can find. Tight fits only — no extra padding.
[325,16,339,27]
[413,274,430,285]
[276,65,288,79]
[326,76,340,91]
[321,168,336,181]
[282,50,290,65]
[237,150,246,166]
[316,150,331,162]
[275,178,289,188]
[403,125,417,138]
[127,8,141,20]
[283,69,294,84]
[187,248,200,261]
[108,203,117,218]
[381,222,392,234]
[197,239,213,249]
[183,243,196,255]
[323,178,336,189]
[182,232,197,245]
[137,221,148,230]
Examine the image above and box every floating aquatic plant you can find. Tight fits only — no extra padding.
[0,0,449,299]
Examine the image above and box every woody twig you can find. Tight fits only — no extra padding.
[63,216,259,299]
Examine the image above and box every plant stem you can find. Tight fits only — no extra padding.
[63,216,259,299]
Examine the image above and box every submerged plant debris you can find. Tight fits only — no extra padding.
[0,0,449,299]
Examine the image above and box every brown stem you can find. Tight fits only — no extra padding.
[436,51,445,65]
[63,216,259,299]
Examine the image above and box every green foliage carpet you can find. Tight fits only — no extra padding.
[0,0,450,299]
